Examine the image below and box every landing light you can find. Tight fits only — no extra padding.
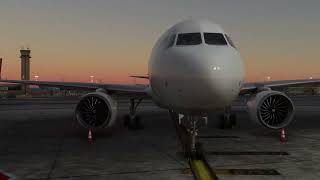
[213,66,221,71]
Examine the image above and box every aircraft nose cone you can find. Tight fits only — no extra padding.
[172,46,244,108]
[150,45,244,111]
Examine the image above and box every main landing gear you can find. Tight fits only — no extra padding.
[124,98,143,130]
[220,106,237,129]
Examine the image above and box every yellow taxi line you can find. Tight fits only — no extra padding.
[190,159,218,180]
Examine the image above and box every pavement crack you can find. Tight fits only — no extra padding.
[27,168,184,180]
[46,134,65,179]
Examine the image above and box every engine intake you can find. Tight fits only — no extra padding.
[247,90,295,129]
[75,92,117,128]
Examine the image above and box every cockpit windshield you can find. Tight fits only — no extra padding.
[204,33,227,45]
[176,33,202,45]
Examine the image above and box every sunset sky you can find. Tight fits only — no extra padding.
[0,0,319,84]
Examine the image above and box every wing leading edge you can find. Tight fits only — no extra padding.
[3,78,319,97]
[0,80,149,97]
[240,79,320,95]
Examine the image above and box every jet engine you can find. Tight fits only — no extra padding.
[75,92,117,128]
[247,90,295,129]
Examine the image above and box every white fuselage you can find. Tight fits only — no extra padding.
[148,20,245,114]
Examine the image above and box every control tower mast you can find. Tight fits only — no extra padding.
[0,58,2,80]
[20,49,31,94]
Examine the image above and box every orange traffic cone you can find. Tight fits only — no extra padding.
[0,171,9,180]
[88,128,93,144]
[280,128,286,142]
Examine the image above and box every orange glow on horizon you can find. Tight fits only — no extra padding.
[1,1,320,86]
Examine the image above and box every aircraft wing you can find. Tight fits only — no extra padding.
[130,75,149,79]
[0,80,149,97]
[240,79,320,95]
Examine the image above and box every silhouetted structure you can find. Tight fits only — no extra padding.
[0,58,2,80]
[20,49,31,94]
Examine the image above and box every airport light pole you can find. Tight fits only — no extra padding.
[90,76,94,83]
[266,76,271,81]
[34,75,39,81]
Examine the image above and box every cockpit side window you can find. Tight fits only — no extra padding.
[176,33,202,45]
[166,34,176,48]
[204,33,227,45]
[225,34,237,49]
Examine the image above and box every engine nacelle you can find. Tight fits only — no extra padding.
[75,92,117,128]
[247,90,295,129]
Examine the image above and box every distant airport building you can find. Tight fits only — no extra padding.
[0,49,92,98]
[20,48,31,94]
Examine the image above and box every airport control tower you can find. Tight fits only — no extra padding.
[20,49,31,94]
[0,58,2,80]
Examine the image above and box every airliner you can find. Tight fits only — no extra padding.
[1,19,319,151]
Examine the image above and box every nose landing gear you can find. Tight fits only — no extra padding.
[170,111,218,179]
[170,111,207,154]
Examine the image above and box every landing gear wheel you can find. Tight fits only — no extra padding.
[194,142,203,159]
[124,98,143,130]
[123,115,143,130]
[182,144,190,158]
[123,114,130,127]
[183,144,202,159]
[219,113,237,129]
[230,113,237,127]
[133,115,143,130]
